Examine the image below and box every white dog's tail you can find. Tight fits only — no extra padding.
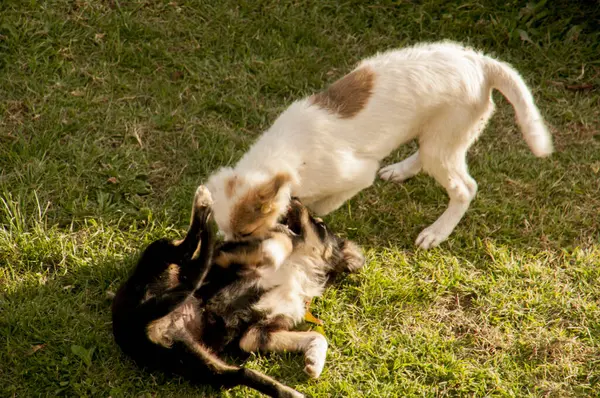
[483,57,553,157]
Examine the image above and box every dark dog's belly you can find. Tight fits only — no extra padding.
[197,281,265,353]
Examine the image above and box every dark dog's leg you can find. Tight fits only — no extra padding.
[136,186,216,323]
[175,185,214,257]
[175,331,303,398]
[239,318,328,380]
[175,185,217,285]
[331,240,365,274]
[213,229,293,270]
[129,186,214,284]
[194,231,293,303]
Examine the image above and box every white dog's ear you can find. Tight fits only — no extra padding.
[256,172,292,206]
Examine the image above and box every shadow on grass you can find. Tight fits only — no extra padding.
[0,244,327,397]
[2,205,599,397]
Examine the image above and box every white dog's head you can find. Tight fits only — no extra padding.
[206,167,294,240]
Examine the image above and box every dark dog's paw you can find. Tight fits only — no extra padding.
[340,241,365,273]
[194,185,213,208]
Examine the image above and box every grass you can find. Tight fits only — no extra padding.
[1,0,599,396]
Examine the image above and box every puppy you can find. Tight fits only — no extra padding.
[111,186,364,397]
[206,41,553,248]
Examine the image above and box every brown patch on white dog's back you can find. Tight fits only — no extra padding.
[310,67,375,119]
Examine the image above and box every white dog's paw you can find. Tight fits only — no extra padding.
[379,164,416,183]
[379,164,405,183]
[304,334,327,379]
[415,225,450,249]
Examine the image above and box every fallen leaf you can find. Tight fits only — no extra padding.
[517,29,534,45]
[312,325,326,336]
[170,70,184,81]
[565,83,595,91]
[304,311,324,326]
[94,33,105,42]
[107,177,118,184]
[26,344,46,356]
[70,90,85,97]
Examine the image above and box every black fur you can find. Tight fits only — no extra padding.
[111,191,364,397]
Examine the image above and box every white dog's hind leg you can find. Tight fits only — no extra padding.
[416,151,477,249]
[379,151,422,183]
[414,102,492,249]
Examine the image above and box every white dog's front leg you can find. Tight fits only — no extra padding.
[306,158,379,215]
[308,190,362,216]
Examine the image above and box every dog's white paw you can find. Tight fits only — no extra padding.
[194,185,213,207]
[415,225,450,249]
[304,335,327,379]
[378,164,410,183]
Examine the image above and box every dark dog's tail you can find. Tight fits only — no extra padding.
[236,367,303,398]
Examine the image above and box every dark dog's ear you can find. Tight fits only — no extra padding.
[339,240,365,273]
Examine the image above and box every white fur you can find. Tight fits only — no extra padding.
[303,334,328,378]
[207,41,553,248]
[261,239,289,271]
[253,253,326,323]
[252,242,329,378]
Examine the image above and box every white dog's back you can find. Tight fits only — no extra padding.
[282,41,551,158]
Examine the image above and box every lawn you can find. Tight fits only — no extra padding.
[1,0,599,396]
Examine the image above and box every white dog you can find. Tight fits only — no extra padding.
[206,41,553,248]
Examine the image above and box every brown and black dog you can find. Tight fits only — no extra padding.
[111,186,364,397]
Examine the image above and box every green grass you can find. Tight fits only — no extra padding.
[1,0,599,396]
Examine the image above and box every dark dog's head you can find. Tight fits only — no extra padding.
[281,198,365,275]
